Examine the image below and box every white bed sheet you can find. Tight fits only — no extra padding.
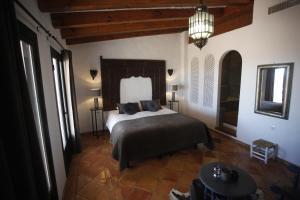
[106,107,176,133]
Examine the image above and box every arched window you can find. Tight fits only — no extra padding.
[203,54,215,108]
[190,57,199,104]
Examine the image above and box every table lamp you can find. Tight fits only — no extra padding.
[171,85,178,101]
[90,88,101,108]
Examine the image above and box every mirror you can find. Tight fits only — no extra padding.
[255,63,293,119]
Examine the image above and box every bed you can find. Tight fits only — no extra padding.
[107,108,213,170]
[100,57,213,170]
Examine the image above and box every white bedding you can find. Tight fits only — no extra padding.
[106,107,176,133]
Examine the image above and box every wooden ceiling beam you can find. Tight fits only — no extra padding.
[39,0,254,45]
[215,4,252,24]
[66,28,187,45]
[214,7,252,36]
[61,19,189,39]
[51,8,224,28]
[38,0,251,12]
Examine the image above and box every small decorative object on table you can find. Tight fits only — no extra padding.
[213,165,239,182]
[220,168,239,182]
[250,139,278,164]
[213,165,221,178]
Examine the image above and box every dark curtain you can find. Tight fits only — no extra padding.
[0,0,52,199]
[62,50,81,153]
[265,69,275,101]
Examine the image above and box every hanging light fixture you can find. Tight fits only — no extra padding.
[189,1,214,49]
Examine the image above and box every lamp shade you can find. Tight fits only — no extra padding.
[90,88,101,96]
[171,85,178,91]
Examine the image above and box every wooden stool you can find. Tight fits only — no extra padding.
[250,139,278,164]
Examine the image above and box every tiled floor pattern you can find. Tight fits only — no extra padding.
[63,131,293,200]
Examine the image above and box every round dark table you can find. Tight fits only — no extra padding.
[199,162,257,199]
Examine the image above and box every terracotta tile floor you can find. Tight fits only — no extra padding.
[63,131,293,200]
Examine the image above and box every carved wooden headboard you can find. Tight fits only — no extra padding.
[100,57,166,111]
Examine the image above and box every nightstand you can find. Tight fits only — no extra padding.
[90,107,104,138]
[168,100,179,112]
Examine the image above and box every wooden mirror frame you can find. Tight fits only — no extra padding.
[254,63,294,119]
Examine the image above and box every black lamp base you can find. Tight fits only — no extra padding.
[94,97,99,108]
[171,92,176,101]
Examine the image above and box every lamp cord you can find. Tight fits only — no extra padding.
[197,0,204,8]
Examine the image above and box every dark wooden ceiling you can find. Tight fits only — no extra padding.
[37,0,254,45]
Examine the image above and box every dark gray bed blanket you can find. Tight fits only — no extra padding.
[111,113,214,171]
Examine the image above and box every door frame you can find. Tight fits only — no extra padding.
[216,50,243,136]
[50,47,72,174]
[17,21,58,200]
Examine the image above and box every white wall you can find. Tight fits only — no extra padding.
[69,0,300,165]
[70,33,184,133]
[15,0,66,199]
[185,0,300,165]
